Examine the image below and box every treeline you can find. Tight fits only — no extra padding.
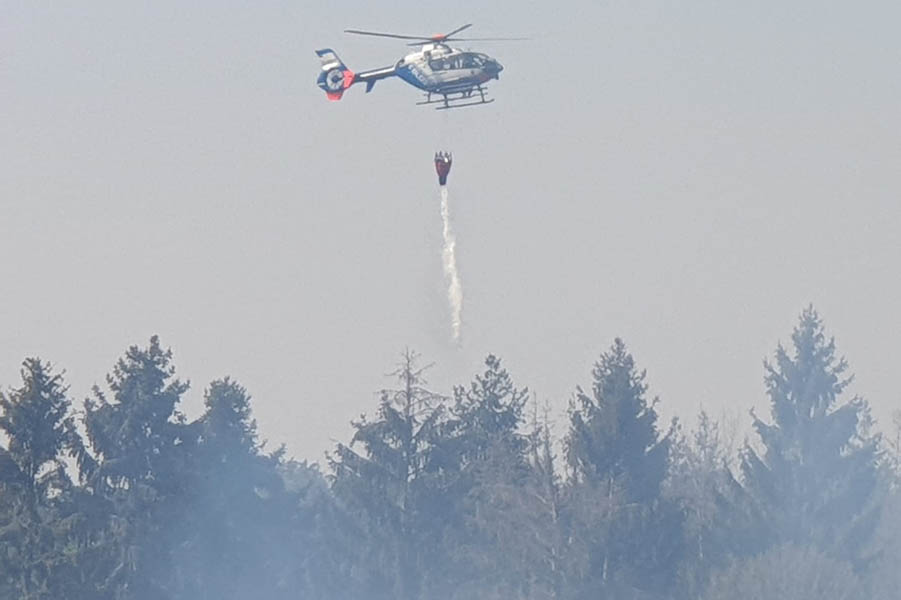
[1,306,900,599]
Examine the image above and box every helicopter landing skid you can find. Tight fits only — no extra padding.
[435,99,494,110]
[416,87,493,110]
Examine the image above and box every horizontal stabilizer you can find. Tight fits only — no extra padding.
[315,48,396,101]
[316,48,355,101]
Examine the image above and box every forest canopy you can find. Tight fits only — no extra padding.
[1,307,899,600]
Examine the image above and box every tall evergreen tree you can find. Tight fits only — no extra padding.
[566,339,672,503]
[440,356,537,598]
[171,378,298,600]
[448,354,529,467]
[329,350,446,600]
[741,306,880,566]
[83,336,192,489]
[0,358,79,599]
[0,359,77,512]
[82,336,197,599]
[564,338,679,596]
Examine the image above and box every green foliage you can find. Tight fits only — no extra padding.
[741,306,881,566]
[0,308,898,599]
[80,336,197,599]
[564,338,680,596]
[0,358,78,505]
[329,350,447,600]
[566,338,673,504]
[449,354,529,465]
[440,356,538,598]
[200,377,259,455]
[83,335,192,489]
[0,358,81,600]
[171,378,300,600]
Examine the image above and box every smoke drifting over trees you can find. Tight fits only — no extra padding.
[1,308,898,599]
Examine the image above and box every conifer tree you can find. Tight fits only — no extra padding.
[172,378,297,599]
[329,350,446,600]
[0,359,80,599]
[741,307,880,566]
[564,338,679,595]
[82,336,196,598]
[448,354,529,467]
[440,356,537,598]
[566,339,672,503]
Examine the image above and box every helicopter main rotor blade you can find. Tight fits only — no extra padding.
[407,35,529,46]
[345,24,524,45]
[344,28,431,41]
[442,23,473,38]
[449,37,530,41]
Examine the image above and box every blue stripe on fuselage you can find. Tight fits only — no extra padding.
[396,64,430,91]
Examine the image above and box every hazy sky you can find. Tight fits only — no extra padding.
[3,1,900,461]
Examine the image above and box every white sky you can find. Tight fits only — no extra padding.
[2,1,900,460]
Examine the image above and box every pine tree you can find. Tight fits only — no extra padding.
[82,336,197,599]
[83,336,192,489]
[564,338,679,595]
[172,378,298,600]
[0,358,79,599]
[440,356,537,598]
[448,354,529,468]
[329,350,446,600]
[566,339,672,503]
[741,306,880,567]
[199,377,259,457]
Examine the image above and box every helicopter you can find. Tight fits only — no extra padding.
[315,24,520,109]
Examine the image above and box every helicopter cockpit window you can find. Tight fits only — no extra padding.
[461,55,483,68]
[431,55,482,70]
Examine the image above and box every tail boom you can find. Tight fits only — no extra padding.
[315,48,395,101]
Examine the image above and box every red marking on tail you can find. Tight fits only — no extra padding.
[326,70,355,101]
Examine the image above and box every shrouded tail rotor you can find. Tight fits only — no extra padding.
[315,48,355,100]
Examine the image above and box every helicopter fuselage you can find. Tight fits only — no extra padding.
[391,44,503,94]
[316,42,504,108]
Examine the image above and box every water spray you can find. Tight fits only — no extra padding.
[435,152,462,342]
